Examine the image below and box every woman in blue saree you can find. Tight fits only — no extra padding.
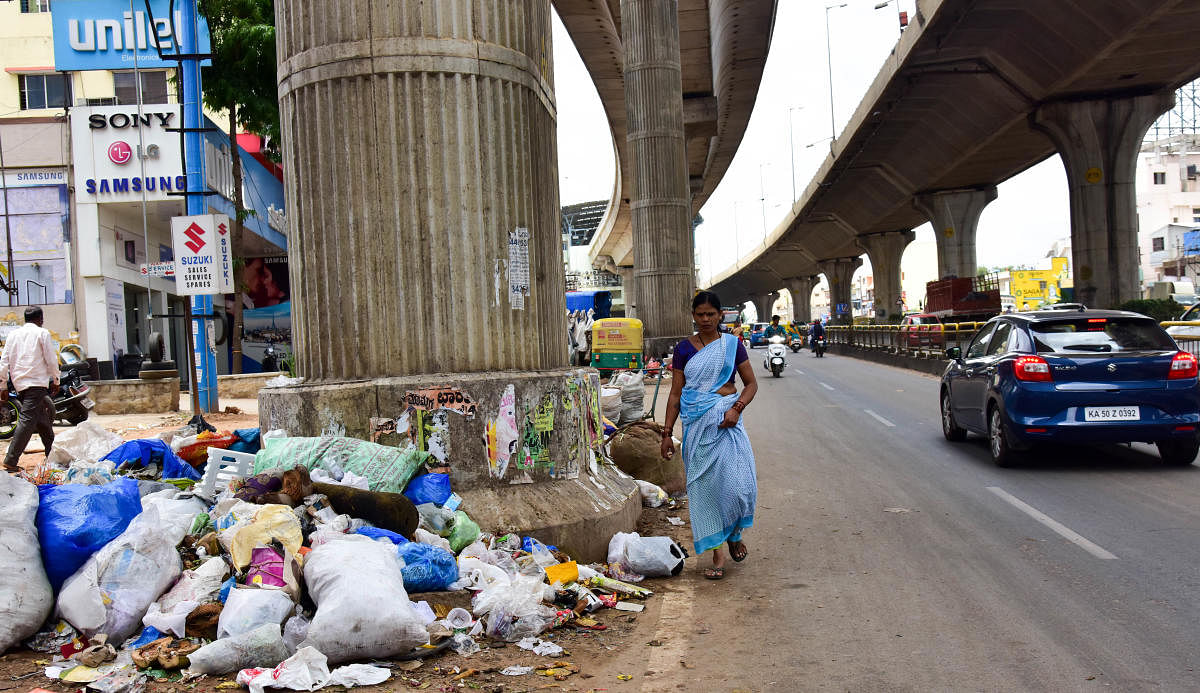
[660,291,759,579]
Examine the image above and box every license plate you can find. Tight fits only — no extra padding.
[1084,406,1139,421]
[81,397,94,409]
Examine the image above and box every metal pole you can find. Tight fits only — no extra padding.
[758,163,768,240]
[787,107,797,202]
[0,128,14,306]
[825,4,847,152]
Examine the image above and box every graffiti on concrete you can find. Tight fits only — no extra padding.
[404,387,477,419]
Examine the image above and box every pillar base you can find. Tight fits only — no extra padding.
[258,367,640,562]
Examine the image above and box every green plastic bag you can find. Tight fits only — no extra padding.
[442,510,480,554]
[254,437,429,495]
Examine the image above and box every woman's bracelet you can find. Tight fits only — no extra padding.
[731,400,746,412]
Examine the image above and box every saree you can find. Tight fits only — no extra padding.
[679,333,757,555]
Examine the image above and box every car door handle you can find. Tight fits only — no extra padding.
[984,367,996,375]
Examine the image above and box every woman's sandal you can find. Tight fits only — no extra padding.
[728,541,748,562]
[703,567,725,580]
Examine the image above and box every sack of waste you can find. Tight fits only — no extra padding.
[611,371,645,424]
[37,477,142,591]
[396,542,458,592]
[599,387,622,421]
[186,622,291,676]
[301,535,426,663]
[608,532,686,577]
[45,421,124,467]
[0,474,54,654]
[57,505,185,642]
[218,588,295,640]
[402,473,451,507]
[142,557,228,637]
[608,421,685,495]
[254,436,428,495]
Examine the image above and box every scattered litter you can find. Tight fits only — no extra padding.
[500,665,534,676]
[516,637,564,657]
[666,516,685,526]
[883,507,912,514]
[614,602,645,613]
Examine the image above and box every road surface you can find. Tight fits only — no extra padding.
[614,351,1200,692]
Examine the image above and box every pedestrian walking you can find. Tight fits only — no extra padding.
[0,306,60,474]
[660,291,758,579]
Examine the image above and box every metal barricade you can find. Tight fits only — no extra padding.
[1161,321,1200,359]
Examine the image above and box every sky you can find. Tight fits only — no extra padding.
[551,0,1076,288]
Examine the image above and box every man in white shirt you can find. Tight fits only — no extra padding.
[0,307,60,473]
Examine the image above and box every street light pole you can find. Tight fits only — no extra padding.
[787,106,802,202]
[874,0,904,34]
[825,3,848,150]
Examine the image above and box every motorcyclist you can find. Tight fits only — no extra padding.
[764,315,787,340]
[810,318,826,351]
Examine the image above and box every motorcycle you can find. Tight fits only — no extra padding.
[812,335,827,358]
[763,336,787,377]
[789,335,803,353]
[0,365,93,439]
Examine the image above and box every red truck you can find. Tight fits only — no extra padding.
[899,275,1001,350]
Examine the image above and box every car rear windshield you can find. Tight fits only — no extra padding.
[1031,318,1175,353]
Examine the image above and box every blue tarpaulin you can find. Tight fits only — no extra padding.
[102,439,202,481]
[566,290,612,318]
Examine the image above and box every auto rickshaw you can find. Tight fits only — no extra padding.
[591,318,643,371]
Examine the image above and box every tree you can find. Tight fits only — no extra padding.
[198,0,278,373]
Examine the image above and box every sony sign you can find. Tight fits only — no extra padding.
[51,0,212,72]
[70,104,184,204]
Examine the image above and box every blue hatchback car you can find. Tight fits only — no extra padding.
[940,310,1200,466]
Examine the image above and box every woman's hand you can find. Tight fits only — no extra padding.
[660,434,675,459]
[718,407,740,429]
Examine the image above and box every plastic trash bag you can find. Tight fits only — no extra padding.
[0,474,54,654]
[45,421,124,467]
[218,588,295,639]
[56,505,184,642]
[396,542,458,592]
[608,532,685,578]
[441,510,480,554]
[635,480,668,508]
[237,646,390,693]
[355,527,408,545]
[186,622,291,675]
[229,428,262,455]
[254,436,428,495]
[415,503,455,533]
[217,502,304,570]
[301,535,426,663]
[37,477,142,591]
[102,439,201,481]
[413,528,453,553]
[282,611,311,654]
[62,460,116,485]
[245,546,302,600]
[402,473,451,507]
[142,557,228,637]
[471,574,556,642]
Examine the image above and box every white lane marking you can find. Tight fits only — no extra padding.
[986,487,1118,560]
[864,409,895,427]
[820,382,835,391]
[794,369,805,375]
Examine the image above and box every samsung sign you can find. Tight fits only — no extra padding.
[51,0,212,72]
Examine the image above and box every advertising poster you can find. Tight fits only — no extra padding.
[241,256,291,372]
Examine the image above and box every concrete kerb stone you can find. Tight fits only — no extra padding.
[258,367,640,562]
[827,342,949,377]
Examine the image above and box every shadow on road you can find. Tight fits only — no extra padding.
[953,436,1200,473]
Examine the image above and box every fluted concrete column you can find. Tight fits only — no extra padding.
[859,230,915,322]
[752,291,779,323]
[913,187,997,281]
[621,0,693,356]
[785,276,819,325]
[1032,92,1174,308]
[276,0,564,380]
[819,257,862,325]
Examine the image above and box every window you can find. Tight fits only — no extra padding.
[18,74,71,110]
[20,0,51,13]
[987,322,1013,357]
[114,71,169,106]
[1153,237,1166,252]
[1031,318,1175,353]
[1154,172,1166,185]
[966,323,997,359]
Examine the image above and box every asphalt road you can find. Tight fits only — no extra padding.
[636,349,1200,692]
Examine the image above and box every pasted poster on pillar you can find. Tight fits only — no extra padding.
[104,277,127,359]
[171,214,234,295]
[507,227,530,309]
[484,384,520,479]
[242,256,291,372]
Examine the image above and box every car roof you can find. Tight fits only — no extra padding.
[1005,309,1155,323]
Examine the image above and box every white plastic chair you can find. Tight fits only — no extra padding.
[195,447,256,500]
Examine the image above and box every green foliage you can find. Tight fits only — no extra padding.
[281,349,296,378]
[198,0,279,158]
[1117,298,1185,322]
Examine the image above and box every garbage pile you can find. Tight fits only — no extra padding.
[1,421,688,692]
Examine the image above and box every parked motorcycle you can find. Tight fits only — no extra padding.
[812,336,827,358]
[763,336,787,377]
[0,365,93,439]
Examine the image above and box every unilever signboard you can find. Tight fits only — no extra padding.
[51,0,212,72]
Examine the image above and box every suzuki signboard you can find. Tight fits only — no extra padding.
[51,0,212,71]
[70,104,184,204]
[172,214,234,295]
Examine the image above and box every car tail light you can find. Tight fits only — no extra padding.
[1169,351,1198,380]
[1013,355,1052,382]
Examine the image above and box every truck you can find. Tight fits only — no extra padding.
[923,273,1002,323]
[1145,280,1197,306]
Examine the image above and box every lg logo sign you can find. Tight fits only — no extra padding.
[107,141,132,165]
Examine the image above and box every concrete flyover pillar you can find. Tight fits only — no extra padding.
[752,291,780,323]
[818,257,862,325]
[913,187,997,280]
[621,0,694,357]
[267,0,638,560]
[1032,92,1175,308]
[785,276,820,325]
[858,230,915,322]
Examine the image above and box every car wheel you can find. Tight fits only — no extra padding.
[989,405,1016,467]
[941,390,967,442]
[0,399,17,439]
[1157,438,1199,466]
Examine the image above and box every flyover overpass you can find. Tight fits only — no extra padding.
[706,0,1200,322]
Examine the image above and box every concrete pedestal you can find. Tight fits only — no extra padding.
[913,187,997,280]
[259,367,639,562]
[752,291,780,323]
[859,230,914,321]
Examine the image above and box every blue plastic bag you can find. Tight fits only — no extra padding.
[356,527,409,545]
[218,575,237,603]
[101,439,201,481]
[36,477,142,591]
[229,428,262,454]
[522,536,557,553]
[127,626,163,649]
[402,473,452,507]
[396,542,458,592]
